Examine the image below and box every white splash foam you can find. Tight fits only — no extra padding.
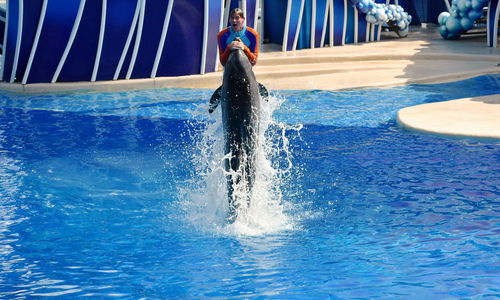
[179,94,303,236]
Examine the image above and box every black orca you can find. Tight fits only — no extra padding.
[208,49,268,222]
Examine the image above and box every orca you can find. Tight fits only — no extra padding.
[209,49,268,222]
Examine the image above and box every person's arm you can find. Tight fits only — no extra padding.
[219,47,231,66]
[217,29,231,66]
[243,28,259,66]
[243,46,257,66]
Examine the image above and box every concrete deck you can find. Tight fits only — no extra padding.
[397,95,500,139]
[0,25,499,138]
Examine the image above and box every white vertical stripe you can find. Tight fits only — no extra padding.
[219,0,225,31]
[10,0,23,83]
[253,0,259,31]
[0,0,9,81]
[341,0,346,45]
[354,6,358,43]
[215,0,224,71]
[370,24,375,41]
[311,0,316,48]
[443,0,451,12]
[282,0,292,52]
[22,0,47,84]
[365,22,370,42]
[487,1,491,46]
[292,0,305,51]
[151,0,174,78]
[114,0,141,80]
[91,0,106,82]
[223,0,231,28]
[200,0,209,74]
[376,24,382,41]
[493,1,500,47]
[51,0,86,83]
[320,0,329,47]
[329,0,333,46]
[126,0,145,79]
[241,0,247,26]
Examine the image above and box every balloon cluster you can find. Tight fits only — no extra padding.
[349,0,412,34]
[438,0,489,39]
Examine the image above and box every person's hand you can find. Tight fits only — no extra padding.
[229,41,245,51]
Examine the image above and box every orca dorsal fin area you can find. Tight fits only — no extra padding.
[258,83,269,101]
[208,86,222,113]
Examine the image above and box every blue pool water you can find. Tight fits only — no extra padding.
[0,75,499,298]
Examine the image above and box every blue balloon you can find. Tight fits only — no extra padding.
[446,16,463,34]
[438,12,450,25]
[460,17,474,30]
[350,0,412,32]
[468,10,482,20]
[439,0,489,40]
[456,0,469,12]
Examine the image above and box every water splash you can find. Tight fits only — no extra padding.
[179,94,303,236]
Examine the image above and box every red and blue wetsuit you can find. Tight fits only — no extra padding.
[217,26,259,66]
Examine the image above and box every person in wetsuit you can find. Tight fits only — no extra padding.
[209,8,267,114]
[217,8,259,66]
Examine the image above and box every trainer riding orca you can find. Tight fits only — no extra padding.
[209,48,268,222]
[211,7,268,222]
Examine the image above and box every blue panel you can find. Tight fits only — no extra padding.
[314,0,328,47]
[3,0,18,81]
[246,0,257,28]
[488,0,499,47]
[130,0,171,79]
[58,0,101,82]
[411,0,448,24]
[286,0,304,51]
[374,24,380,41]
[264,0,286,45]
[156,0,204,77]
[205,0,223,73]
[428,1,448,24]
[297,0,311,50]
[26,0,80,83]
[357,9,367,42]
[96,0,138,81]
[16,0,43,82]
[333,0,345,45]
[345,2,355,44]
[399,0,420,25]
[227,0,238,27]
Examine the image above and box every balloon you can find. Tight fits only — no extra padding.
[445,16,462,34]
[438,12,450,25]
[460,17,474,30]
[457,0,467,12]
[471,0,482,10]
[350,0,412,32]
[468,10,482,20]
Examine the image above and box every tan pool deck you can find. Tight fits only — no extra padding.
[0,25,499,138]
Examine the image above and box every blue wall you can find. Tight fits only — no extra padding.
[3,0,390,84]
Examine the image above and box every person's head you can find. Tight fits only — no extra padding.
[229,8,245,32]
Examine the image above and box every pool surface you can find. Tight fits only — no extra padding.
[0,75,499,298]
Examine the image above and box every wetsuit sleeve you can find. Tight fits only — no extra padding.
[243,27,259,66]
[217,29,231,66]
[243,46,257,66]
